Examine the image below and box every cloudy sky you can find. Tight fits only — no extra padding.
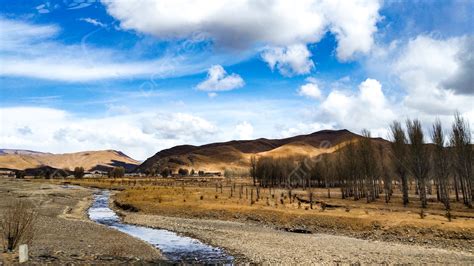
[0,0,473,160]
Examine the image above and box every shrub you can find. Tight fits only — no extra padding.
[178,168,189,176]
[109,167,125,178]
[73,167,84,179]
[0,200,37,252]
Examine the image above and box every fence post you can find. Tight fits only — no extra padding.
[19,244,28,263]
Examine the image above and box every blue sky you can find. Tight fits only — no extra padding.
[0,0,473,160]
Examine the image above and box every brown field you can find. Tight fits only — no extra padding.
[61,177,474,252]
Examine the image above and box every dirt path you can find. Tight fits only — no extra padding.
[0,179,163,264]
[123,212,474,264]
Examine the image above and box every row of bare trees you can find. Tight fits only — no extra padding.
[250,113,472,209]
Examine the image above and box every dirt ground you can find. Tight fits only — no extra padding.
[0,178,163,264]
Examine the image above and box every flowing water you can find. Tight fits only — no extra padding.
[88,190,234,264]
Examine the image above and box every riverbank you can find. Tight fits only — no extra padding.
[0,179,163,264]
[121,212,474,264]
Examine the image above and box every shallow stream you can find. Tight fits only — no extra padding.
[88,190,234,264]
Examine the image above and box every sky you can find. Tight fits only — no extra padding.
[0,0,473,160]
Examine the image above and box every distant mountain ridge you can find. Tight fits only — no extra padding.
[136,129,362,174]
[0,149,50,156]
[0,149,139,172]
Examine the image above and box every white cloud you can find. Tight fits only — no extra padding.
[393,35,474,115]
[196,65,244,91]
[262,44,314,76]
[316,78,396,136]
[106,104,131,115]
[278,122,334,138]
[0,18,59,50]
[298,81,322,100]
[353,34,474,137]
[141,113,217,141]
[235,121,254,140]
[0,107,219,160]
[103,0,382,70]
[321,0,381,61]
[208,92,218,98]
[79,18,106,28]
[0,18,220,82]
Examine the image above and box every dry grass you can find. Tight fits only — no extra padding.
[41,178,474,250]
[121,186,474,250]
[54,177,474,249]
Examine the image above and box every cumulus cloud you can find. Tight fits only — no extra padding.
[0,107,219,160]
[321,0,381,61]
[441,36,473,95]
[196,65,245,91]
[102,0,382,68]
[262,44,314,76]
[298,80,322,100]
[235,121,254,140]
[393,35,474,115]
[315,78,396,136]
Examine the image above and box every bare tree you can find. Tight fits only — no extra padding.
[431,119,451,211]
[250,155,257,186]
[406,119,430,208]
[378,143,392,203]
[0,200,37,252]
[390,121,410,206]
[357,129,378,203]
[450,113,473,207]
[341,141,360,200]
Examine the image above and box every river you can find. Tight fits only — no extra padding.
[88,190,234,264]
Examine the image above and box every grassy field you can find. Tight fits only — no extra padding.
[50,177,474,250]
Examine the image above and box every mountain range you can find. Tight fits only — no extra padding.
[136,129,362,174]
[0,129,371,174]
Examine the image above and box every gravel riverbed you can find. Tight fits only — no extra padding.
[123,213,474,264]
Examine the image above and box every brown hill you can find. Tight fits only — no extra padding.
[136,129,362,174]
[0,149,139,172]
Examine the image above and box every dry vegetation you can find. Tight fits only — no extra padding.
[0,199,37,252]
[64,177,474,251]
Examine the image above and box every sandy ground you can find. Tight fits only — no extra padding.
[122,212,474,264]
[0,179,163,264]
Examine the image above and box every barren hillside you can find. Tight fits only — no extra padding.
[0,149,139,171]
[136,129,363,173]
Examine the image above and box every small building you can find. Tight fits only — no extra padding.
[0,170,15,177]
[91,170,108,176]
